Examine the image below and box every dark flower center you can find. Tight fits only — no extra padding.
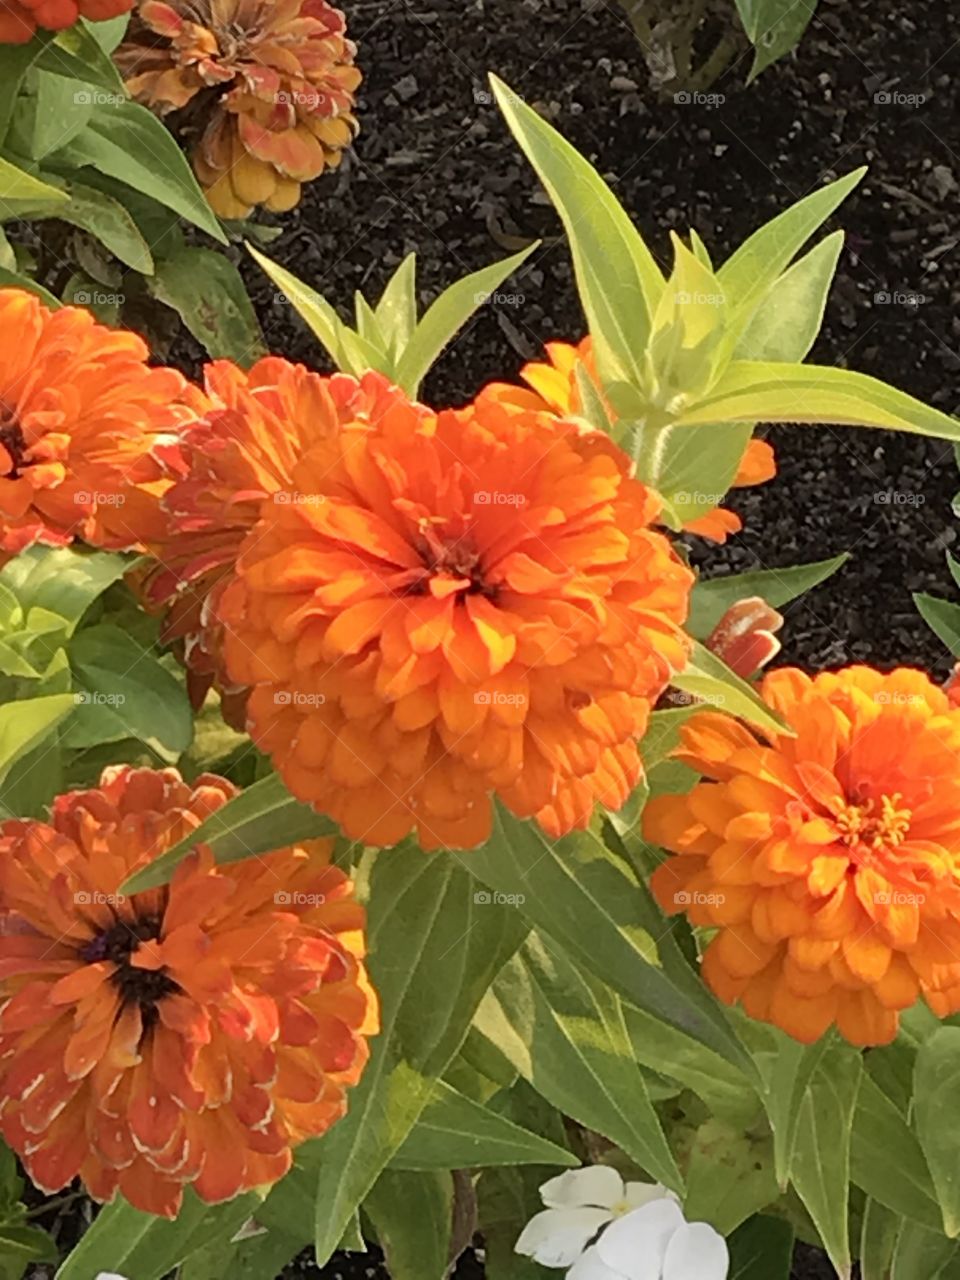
[406,527,498,600]
[0,405,26,478]
[80,914,181,1027]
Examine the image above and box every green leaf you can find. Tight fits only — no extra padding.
[0,545,130,633]
[735,0,818,79]
[246,244,354,369]
[478,1167,553,1280]
[478,936,682,1188]
[391,1079,577,1171]
[683,1118,778,1235]
[364,1170,453,1280]
[718,169,863,307]
[120,771,333,894]
[56,1190,264,1280]
[0,45,40,143]
[688,555,849,639]
[66,624,193,757]
[489,73,662,396]
[0,155,67,204]
[860,1197,901,1280]
[21,179,153,273]
[0,693,74,788]
[671,640,791,737]
[891,1221,958,1280]
[149,246,264,362]
[790,1046,862,1278]
[468,803,756,1076]
[947,552,960,593]
[0,267,59,305]
[68,99,226,242]
[15,71,92,160]
[40,21,126,92]
[728,1213,794,1280]
[851,1074,940,1230]
[636,420,753,526]
[679,360,960,441]
[0,1225,57,1279]
[915,593,960,657]
[915,1026,960,1237]
[375,253,417,361]
[753,1031,828,1188]
[311,847,526,1264]
[394,243,538,396]
[736,231,844,362]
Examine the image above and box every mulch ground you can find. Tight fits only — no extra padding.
[237,0,958,1275]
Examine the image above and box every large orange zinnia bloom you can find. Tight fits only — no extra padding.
[137,358,431,722]
[0,290,198,558]
[0,766,375,1217]
[219,391,693,850]
[483,337,775,543]
[645,666,960,1047]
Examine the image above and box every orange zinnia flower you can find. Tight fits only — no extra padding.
[219,391,693,850]
[645,666,960,1047]
[0,766,376,1217]
[116,0,361,217]
[137,358,430,722]
[0,0,131,44]
[0,289,199,558]
[483,337,775,544]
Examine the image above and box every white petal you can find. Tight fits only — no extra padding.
[623,1181,680,1211]
[94,1274,130,1280]
[596,1199,686,1280]
[515,1206,612,1267]
[541,1165,626,1210]
[568,1244,627,1280]
[663,1221,730,1280]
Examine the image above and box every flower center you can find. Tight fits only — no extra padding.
[835,792,912,850]
[0,405,26,479]
[80,914,181,1026]
[404,522,498,599]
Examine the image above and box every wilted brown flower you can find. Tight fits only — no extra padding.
[116,0,361,218]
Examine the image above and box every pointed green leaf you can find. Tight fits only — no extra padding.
[892,1222,958,1280]
[688,554,849,638]
[0,45,40,143]
[753,1032,829,1187]
[851,1074,940,1229]
[149,246,264,362]
[672,640,791,736]
[0,155,66,204]
[860,1197,901,1280]
[247,244,362,372]
[915,593,960,656]
[490,73,662,392]
[736,0,818,80]
[636,420,753,526]
[736,231,844,362]
[394,242,537,396]
[15,179,153,273]
[0,693,74,786]
[364,1171,453,1280]
[0,545,130,632]
[679,360,960,440]
[375,253,417,361]
[915,1026,960,1237]
[41,21,126,92]
[728,1214,794,1280]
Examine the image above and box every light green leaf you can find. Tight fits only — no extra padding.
[391,1079,577,1171]
[311,846,526,1264]
[915,1026,960,1237]
[683,1118,778,1235]
[0,155,66,204]
[0,545,130,632]
[490,72,662,398]
[375,253,417,361]
[467,803,756,1075]
[68,99,226,242]
[735,0,818,80]
[860,1197,901,1280]
[120,771,333,894]
[678,360,960,441]
[354,290,388,355]
[41,21,126,92]
[688,554,849,638]
[478,936,681,1188]
[947,551,960,593]
[149,246,264,363]
[718,169,863,307]
[672,640,790,736]
[635,420,752,526]
[0,693,74,787]
[915,593,960,656]
[753,1032,829,1188]
[851,1074,940,1230]
[364,1170,453,1280]
[736,231,844,362]
[15,179,153,273]
[247,244,353,369]
[791,1046,862,1278]
[17,71,92,159]
[394,242,537,396]
[891,1222,958,1280]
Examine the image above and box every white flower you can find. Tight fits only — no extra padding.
[94,1274,130,1280]
[514,1166,729,1280]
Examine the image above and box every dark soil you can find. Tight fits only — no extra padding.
[231,0,958,1276]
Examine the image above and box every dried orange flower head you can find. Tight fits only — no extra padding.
[0,289,200,559]
[136,358,420,724]
[0,766,376,1217]
[219,390,693,851]
[646,666,960,1047]
[116,0,361,217]
[0,0,131,44]
[482,337,776,544]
